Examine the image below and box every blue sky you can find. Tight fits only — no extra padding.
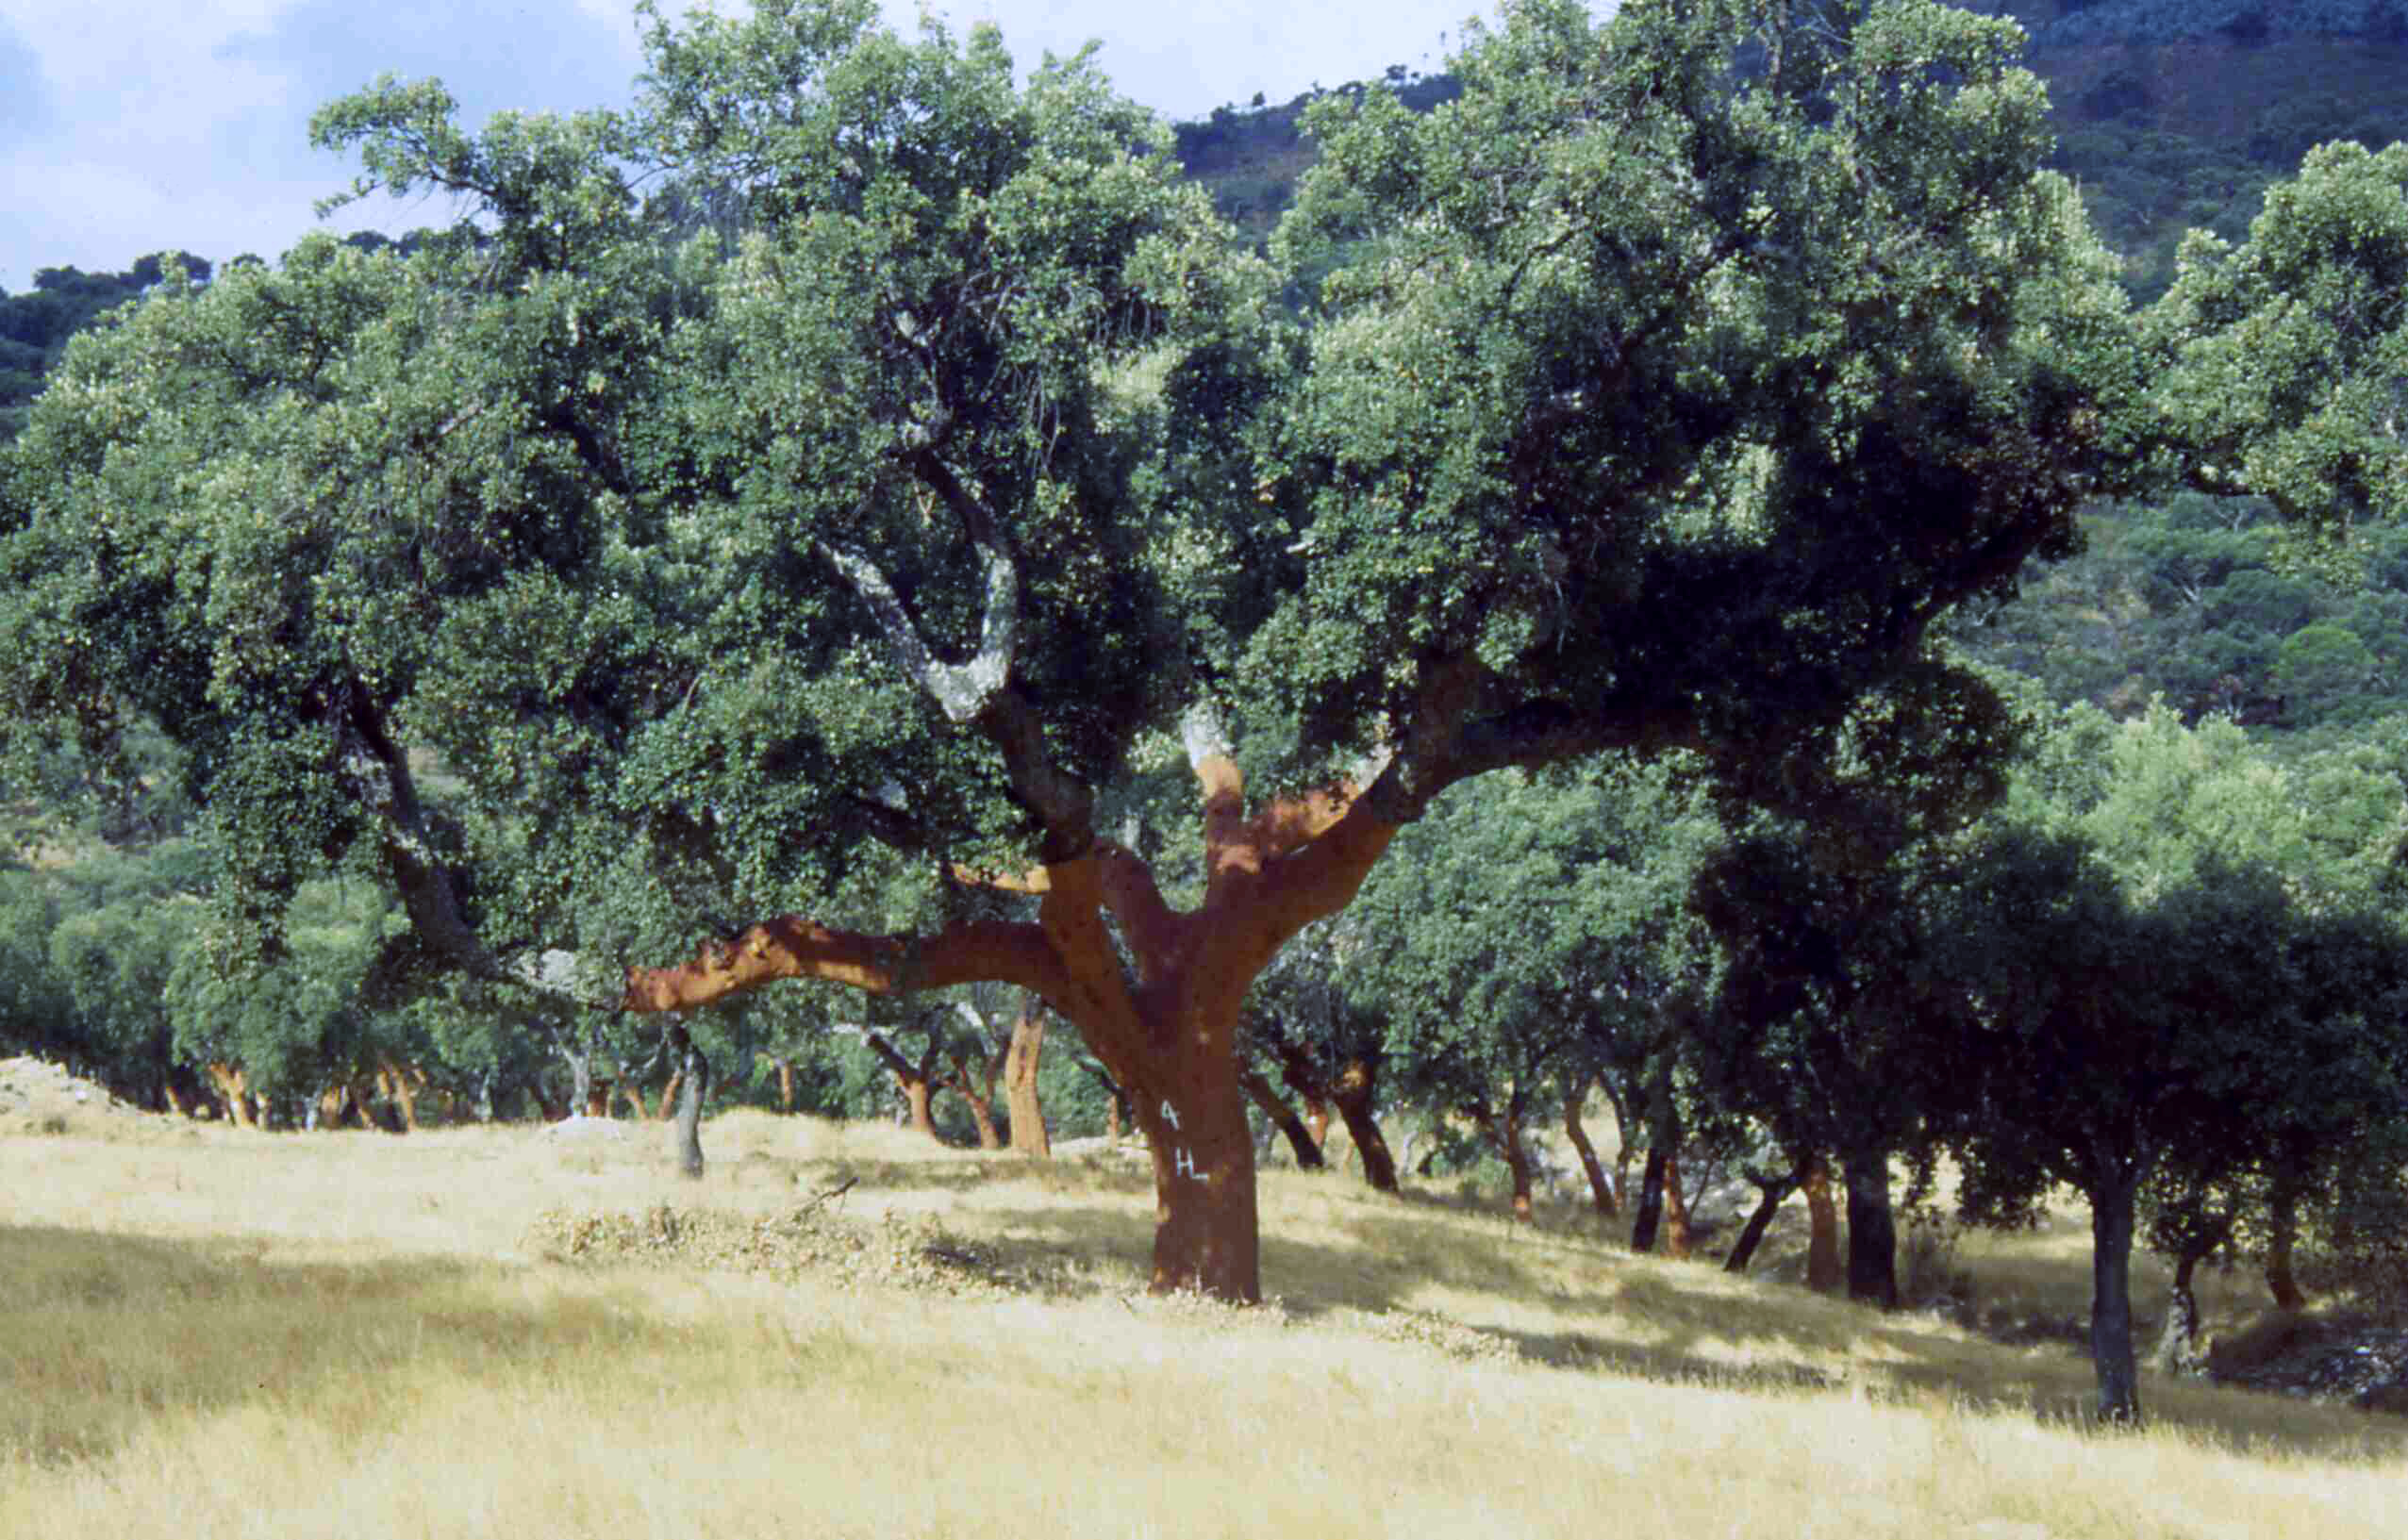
[0,1,1558,290]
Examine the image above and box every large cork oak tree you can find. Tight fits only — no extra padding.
[0,1,2136,1300]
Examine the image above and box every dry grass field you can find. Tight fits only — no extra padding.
[4,1100,2403,1540]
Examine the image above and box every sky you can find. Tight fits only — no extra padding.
[0,0,1570,291]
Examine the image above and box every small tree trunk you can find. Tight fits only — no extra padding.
[1844,1146,1900,1309]
[1803,1154,1843,1293]
[1563,1071,1618,1218]
[955,1065,1004,1150]
[2088,1151,2147,1425]
[1659,1148,1693,1259]
[376,1058,422,1132]
[1241,1068,1325,1167]
[2265,1173,2308,1313]
[1323,1057,1396,1192]
[902,1075,938,1138]
[1724,1164,1802,1275]
[772,1056,797,1113]
[620,1079,652,1119]
[657,1069,686,1123]
[207,1062,259,1130]
[2151,1250,2210,1378]
[1003,1006,1050,1157]
[1631,1143,1668,1252]
[672,1026,708,1180]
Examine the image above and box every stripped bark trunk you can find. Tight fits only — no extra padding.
[772,1056,797,1113]
[206,1062,259,1130]
[619,734,1402,1301]
[1724,1160,1804,1275]
[1330,1059,1398,1194]
[1659,1148,1693,1260]
[1241,1068,1326,1167]
[862,1030,944,1142]
[1002,1005,1049,1156]
[1803,1154,1843,1293]
[375,1058,423,1131]
[1472,1090,1536,1223]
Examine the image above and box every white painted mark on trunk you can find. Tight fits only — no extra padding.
[1174,1147,1199,1180]
[1160,1100,1180,1131]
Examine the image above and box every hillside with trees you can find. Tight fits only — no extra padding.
[8,0,2408,1435]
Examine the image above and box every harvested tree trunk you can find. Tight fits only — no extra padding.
[375,1058,423,1131]
[1241,1068,1325,1167]
[656,1070,683,1122]
[1473,1093,1536,1223]
[862,1030,944,1142]
[1803,1154,1843,1293]
[1564,1070,1618,1218]
[1330,1059,1398,1194]
[620,734,1401,1302]
[1659,1148,1693,1260]
[1723,1160,1804,1275]
[206,1062,259,1130]
[1002,1005,1049,1157]
[771,1056,798,1113]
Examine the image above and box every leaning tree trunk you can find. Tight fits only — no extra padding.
[1843,1145,1900,1309]
[1724,1158,1805,1275]
[206,1062,260,1130]
[1002,1003,1050,1157]
[2151,1250,2211,1378]
[1659,1148,1694,1260]
[671,1025,709,1180]
[619,737,1400,1303]
[1563,1070,1618,1218]
[1242,1068,1326,1167]
[1327,1057,1399,1193]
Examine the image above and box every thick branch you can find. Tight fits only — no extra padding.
[621,916,1073,1014]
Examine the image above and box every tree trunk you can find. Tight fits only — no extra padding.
[1802,1154,1842,1292]
[672,1028,708,1180]
[1844,1146,1900,1309]
[1659,1148,1693,1259]
[902,1075,937,1138]
[1723,1167,1801,1275]
[2151,1250,2210,1378]
[1473,1092,1537,1223]
[375,1057,422,1131]
[1631,1143,1668,1252]
[955,1068,1004,1150]
[1003,1005,1050,1157]
[1327,1060,1397,1194]
[2265,1172,2308,1313]
[1241,1068,1325,1167]
[771,1056,797,1113]
[1563,1071,1618,1218]
[206,1062,259,1130]
[1132,1038,1260,1299]
[2088,1154,2146,1425]
[657,1069,686,1122]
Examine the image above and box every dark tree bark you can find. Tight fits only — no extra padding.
[2152,1250,2210,1378]
[671,1024,709,1180]
[1241,1068,1326,1167]
[2089,1157,2146,1424]
[1723,1157,1806,1275]
[1844,1146,1900,1309]
[2265,1168,2309,1312]
[1631,1143,1668,1253]
[1329,1058,1399,1193]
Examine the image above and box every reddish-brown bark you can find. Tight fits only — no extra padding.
[1659,1148,1693,1260]
[620,749,1398,1302]
[1240,1068,1326,1167]
[1002,1005,1050,1157]
[1803,1155,1843,1293]
[375,1058,424,1131]
[859,1028,945,1141]
[771,1056,798,1113]
[1472,1094,1537,1224]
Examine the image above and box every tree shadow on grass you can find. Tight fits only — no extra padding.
[0,1225,700,1469]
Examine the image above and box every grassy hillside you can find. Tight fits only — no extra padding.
[5,1109,2400,1539]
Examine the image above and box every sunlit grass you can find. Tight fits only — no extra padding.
[3,1108,2401,1539]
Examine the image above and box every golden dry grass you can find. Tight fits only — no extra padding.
[4,1106,2402,1540]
